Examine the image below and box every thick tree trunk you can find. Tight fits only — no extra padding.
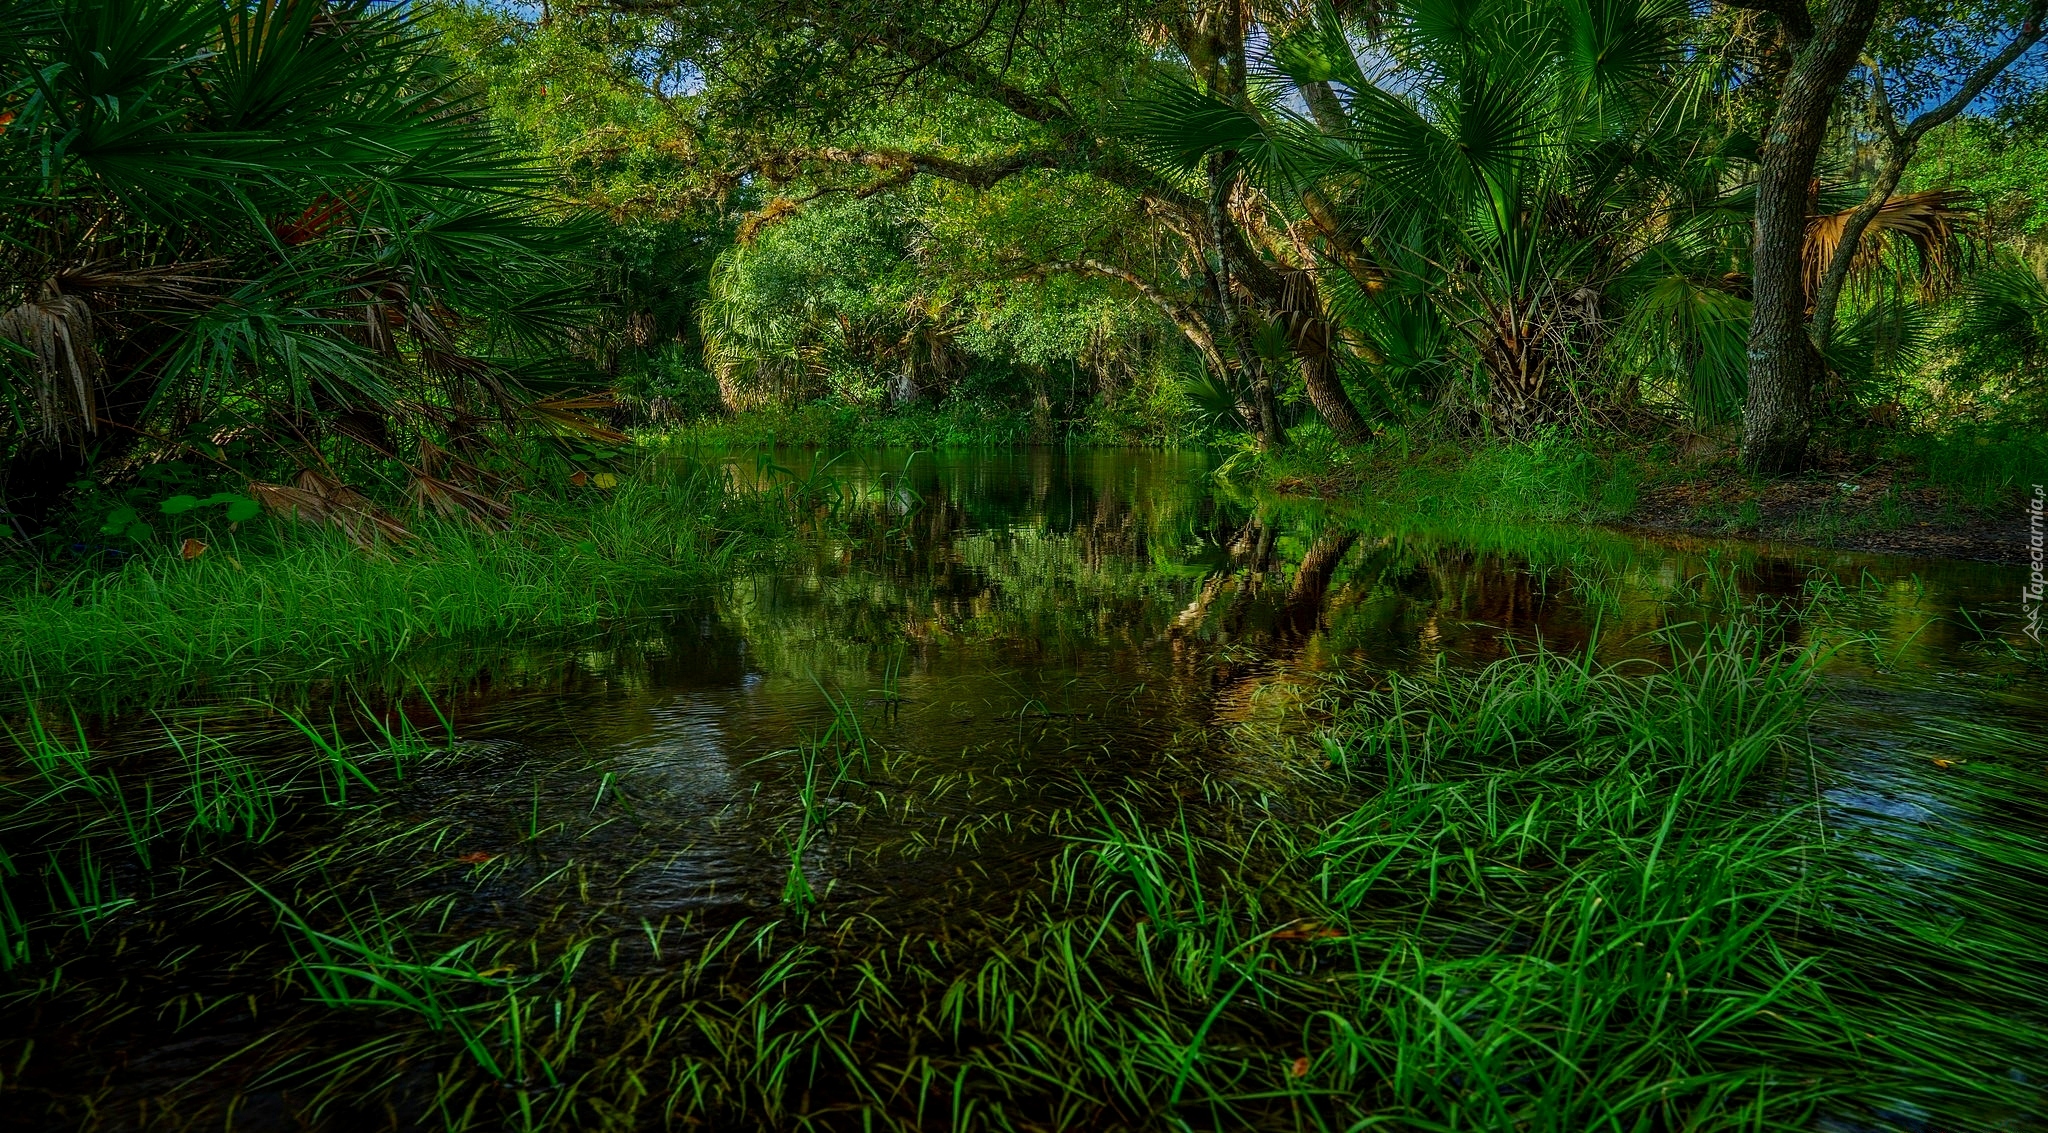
[1740,0,1883,476]
[1287,304,1371,444]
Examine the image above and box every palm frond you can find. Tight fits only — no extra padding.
[251,470,411,546]
[1803,188,1973,302]
[1626,272,1750,422]
[0,285,100,439]
[1950,263,2048,370]
[1556,0,1686,116]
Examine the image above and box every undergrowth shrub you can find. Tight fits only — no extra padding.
[1895,424,2048,511]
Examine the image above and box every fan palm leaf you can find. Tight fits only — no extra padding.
[1,0,613,532]
[1803,188,1972,302]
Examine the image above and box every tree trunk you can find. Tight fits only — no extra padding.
[1740,0,1883,476]
[1286,302,1371,444]
[1205,152,1284,448]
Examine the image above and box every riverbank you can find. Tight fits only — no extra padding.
[0,458,781,705]
[1257,429,2041,566]
[1617,468,2035,564]
[4,431,2033,712]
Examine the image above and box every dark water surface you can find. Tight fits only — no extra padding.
[456,444,2046,878]
[326,446,2048,986]
[7,447,2046,1128]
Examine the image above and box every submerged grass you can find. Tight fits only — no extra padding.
[1,577,2041,1130]
[0,459,781,703]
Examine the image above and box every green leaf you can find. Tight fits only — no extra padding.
[224,497,262,522]
[160,495,202,515]
[101,506,140,534]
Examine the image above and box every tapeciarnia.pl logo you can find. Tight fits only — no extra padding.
[2028,484,2045,645]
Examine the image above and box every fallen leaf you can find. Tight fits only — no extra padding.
[1290,1056,1310,1078]
[593,472,618,489]
[180,538,207,560]
[1931,758,1961,769]
[455,851,498,864]
[1271,921,1345,941]
[568,470,589,487]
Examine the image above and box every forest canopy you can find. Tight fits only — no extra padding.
[4,0,2047,546]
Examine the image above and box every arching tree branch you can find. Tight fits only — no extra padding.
[1811,0,2048,350]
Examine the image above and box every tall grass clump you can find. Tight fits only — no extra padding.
[0,460,780,700]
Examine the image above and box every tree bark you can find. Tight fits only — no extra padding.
[752,2,1387,448]
[1207,154,1284,447]
[1741,0,1884,476]
[1279,270,1372,444]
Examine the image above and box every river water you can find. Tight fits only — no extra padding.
[6,447,2045,1128]
[443,445,2046,894]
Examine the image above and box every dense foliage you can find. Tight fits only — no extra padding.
[4,0,2046,552]
[0,0,622,551]
[492,0,2042,473]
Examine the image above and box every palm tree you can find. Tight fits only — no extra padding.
[1125,0,1750,437]
[0,0,610,537]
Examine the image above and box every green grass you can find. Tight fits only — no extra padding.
[1894,423,2048,512]
[664,399,1045,450]
[1238,424,1645,525]
[768,689,872,912]
[0,457,780,704]
[1250,420,2043,550]
[2,581,2039,1130]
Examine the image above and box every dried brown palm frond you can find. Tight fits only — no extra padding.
[409,468,512,525]
[419,346,487,376]
[1804,188,1973,303]
[414,436,507,490]
[525,394,629,444]
[0,284,102,441]
[403,296,457,352]
[250,470,411,546]
[356,284,403,357]
[53,261,229,305]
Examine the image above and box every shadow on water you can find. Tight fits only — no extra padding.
[3,447,2044,1130]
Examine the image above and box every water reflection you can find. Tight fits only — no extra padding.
[416,446,2046,916]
